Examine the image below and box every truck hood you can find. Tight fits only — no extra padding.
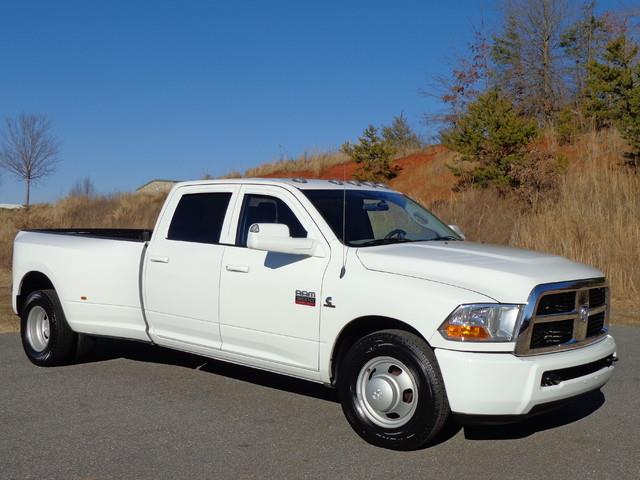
[355,241,603,303]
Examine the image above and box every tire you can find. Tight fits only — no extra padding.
[337,329,450,450]
[20,289,77,366]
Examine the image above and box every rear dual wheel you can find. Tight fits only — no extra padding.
[338,329,450,450]
[20,289,77,366]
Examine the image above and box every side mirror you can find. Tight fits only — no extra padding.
[247,223,320,256]
[448,224,466,240]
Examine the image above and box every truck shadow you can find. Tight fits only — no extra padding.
[81,337,605,447]
[461,390,605,441]
[83,336,339,403]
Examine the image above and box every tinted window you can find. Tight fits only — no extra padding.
[167,192,232,244]
[236,194,307,247]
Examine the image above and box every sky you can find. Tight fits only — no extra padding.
[0,0,633,204]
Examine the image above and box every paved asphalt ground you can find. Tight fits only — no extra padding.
[1,325,638,480]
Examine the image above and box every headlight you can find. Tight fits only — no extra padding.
[439,304,523,342]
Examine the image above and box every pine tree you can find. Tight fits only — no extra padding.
[441,90,538,188]
[342,126,396,182]
[584,34,640,165]
[382,114,422,156]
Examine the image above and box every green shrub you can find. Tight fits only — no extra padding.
[342,125,397,182]
[441,90,538,188]
[382,114,422,156]
[555,107,581,145]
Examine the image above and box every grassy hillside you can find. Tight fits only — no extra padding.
[1,129,637,332]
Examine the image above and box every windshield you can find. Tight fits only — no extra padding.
[303,189,462,247]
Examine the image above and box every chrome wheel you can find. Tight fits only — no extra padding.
[26,305,50,352]
[355,356,418,428]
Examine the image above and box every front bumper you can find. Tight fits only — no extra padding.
[435,334,616,416]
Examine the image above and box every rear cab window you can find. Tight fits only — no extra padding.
[167,192,233,244]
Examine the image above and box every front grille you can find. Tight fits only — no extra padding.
[589,288,606,308]
[536,292,576,315]
[516,280,610,355]
[530,320,574,349]
[587,312,605,338]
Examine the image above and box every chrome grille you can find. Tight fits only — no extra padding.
[530,319,573,349]
[586,312,606,338]
[515,278,609,356]
[589,288,607,308]
[536,292,576,315]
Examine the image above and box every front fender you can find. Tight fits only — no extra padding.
[318,266,495,383]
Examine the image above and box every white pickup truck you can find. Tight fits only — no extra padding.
[12,178,617,450]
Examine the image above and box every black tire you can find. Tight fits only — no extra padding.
[337,329,450,450]
[20,289,77,366]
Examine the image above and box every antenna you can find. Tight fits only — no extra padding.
[340,163,347,279]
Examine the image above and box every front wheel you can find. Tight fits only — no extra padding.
[20,289,77,366]
[337,329,450,450]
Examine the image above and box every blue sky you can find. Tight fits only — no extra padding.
[0,0,632,203]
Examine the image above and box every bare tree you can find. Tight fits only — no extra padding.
[493,0,570,122]
[424,29,491,127]
[560,1,616,102]
[69,176,96,197]
[0,114,60,206]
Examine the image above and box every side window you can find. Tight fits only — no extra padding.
[167,192,232,244]
[236,194,307,247]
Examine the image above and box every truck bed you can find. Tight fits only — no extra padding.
[14,228,151,340]
[25,228,152,242]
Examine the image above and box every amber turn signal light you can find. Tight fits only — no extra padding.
[445,324,490,340]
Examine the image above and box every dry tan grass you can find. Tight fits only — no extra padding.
[243,150,349,177]
[511,130,639,316]
[429,188,520,245]
[390,147,459,205]
[0,269,14,333]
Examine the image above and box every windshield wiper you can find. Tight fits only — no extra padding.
[355,235,460,247]
[356,238,417,247]
[428,235,460,241]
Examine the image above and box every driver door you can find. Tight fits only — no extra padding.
[219,186,329,371]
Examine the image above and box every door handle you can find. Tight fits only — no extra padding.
[149,255,170,263]
[226,264,249,273]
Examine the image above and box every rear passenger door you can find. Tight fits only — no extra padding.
[144,185,239,351]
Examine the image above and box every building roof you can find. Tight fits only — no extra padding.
[135,179,178,191]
